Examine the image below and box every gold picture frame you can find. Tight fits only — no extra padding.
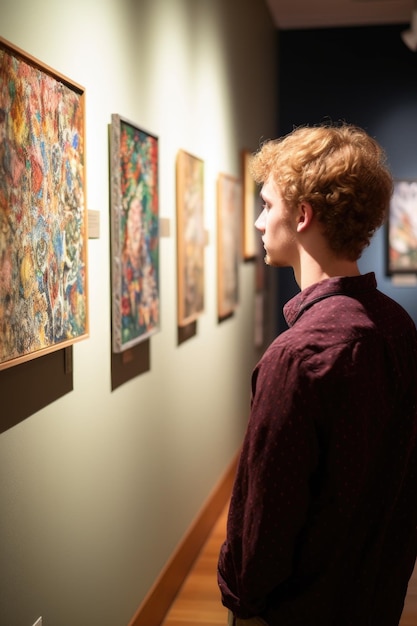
[242,149,260,260]
[176,149,205,327]
[217,173,242,320]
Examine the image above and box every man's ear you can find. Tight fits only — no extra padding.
[296,202,314,233]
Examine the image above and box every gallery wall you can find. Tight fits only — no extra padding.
[0,1,277,625]
[276,23,417,333]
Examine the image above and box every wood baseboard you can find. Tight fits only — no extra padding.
[128,452,238,626]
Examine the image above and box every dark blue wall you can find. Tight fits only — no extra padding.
[276,23,417,333]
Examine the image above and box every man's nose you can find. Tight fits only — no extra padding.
[254,208,266,232]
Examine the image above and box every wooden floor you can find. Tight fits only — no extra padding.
[162,503,417,626]
[161,504,229,626]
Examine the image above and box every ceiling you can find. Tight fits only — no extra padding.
[265,0,414,29]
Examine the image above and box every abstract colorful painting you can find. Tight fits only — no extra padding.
[217,173,242,320]
[176,150,205,327]
[387,179,417,274]
[110,114,159,352]
[0,38,88,371]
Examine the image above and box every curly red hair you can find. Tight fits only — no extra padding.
[251,123,393,260]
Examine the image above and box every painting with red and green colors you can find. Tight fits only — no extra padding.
[0,38,89,370]
[110,114,159,352]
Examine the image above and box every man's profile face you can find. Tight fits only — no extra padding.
[255,176,297,268]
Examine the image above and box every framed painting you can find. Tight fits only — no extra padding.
[0,37,88,371]
[176,149,205,327]
[217,173,242,319]
[242,149,260,260]
[109,114,159,352]
[387,179,417,275]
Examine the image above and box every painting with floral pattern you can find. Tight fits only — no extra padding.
[110,114,159,352]
[387,179,417,275]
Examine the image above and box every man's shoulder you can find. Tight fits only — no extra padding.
[260,325,312,367]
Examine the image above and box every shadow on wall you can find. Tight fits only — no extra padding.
[0,348,73,434]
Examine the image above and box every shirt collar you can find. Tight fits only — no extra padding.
[283,272,377,327]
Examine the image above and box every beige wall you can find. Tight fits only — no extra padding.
[0,1,277,624]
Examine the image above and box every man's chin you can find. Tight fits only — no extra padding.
[264,253,276,267]
[264,254,288,268]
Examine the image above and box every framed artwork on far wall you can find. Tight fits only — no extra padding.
[176,149,205,327]
[109,114,159,352]
[0,37,89,371]
[387,179,417,275]
[217,173,242,320]
[242,149,260,260]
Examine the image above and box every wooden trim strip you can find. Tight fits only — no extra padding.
[128,451,238,626]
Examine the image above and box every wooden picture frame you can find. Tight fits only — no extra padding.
[0,37,88,371]
[176,150,205,327]
[109,114,159,352]
[387,179,417,275]
[217,173,242,320]
[242,149,260,260]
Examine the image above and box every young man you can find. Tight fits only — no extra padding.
[218,124,417,626]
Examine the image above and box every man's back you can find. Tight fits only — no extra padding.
[219,274,417,625]
[273,273,417,624]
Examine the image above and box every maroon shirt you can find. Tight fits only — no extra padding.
[218,273,417,626]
